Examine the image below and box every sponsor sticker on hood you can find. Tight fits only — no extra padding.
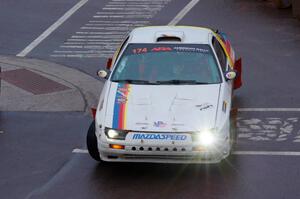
[112,84,131,129]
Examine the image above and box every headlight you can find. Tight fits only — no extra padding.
[193,129,216,147]
[105,128,127,140]
[198,131,215,146]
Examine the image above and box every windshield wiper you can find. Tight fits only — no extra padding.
[156,80,210,85]
[112,79,158,85]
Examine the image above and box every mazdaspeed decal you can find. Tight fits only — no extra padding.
[132,133,187,141]
[113,84,131,129]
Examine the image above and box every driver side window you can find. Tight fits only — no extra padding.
[212,37,227,73]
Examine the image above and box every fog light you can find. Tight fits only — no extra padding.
[192,146,206,151]
[110,144,125,150]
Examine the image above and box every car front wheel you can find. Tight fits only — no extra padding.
[86,120,101,161]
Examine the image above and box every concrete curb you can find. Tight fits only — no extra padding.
[0,55,103,112]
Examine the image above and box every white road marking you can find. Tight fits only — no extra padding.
[60,46,84,48]
[93,15,153,19]
[71,35,124,39]
[51,54,112,58]
[103,7,161,11]
[75,31,125,34]
[51,0,171,58]
[88,20,150,23]
[17,0,88,57]
[238,108,300,112]
[168,0,200,25]
[85,24,143,27]
[96,12,154,15]
[67,39,122,42]
[107,4,156,6]
[54,50,114,53]
[108,1,163,3]
[111,0,169,1]
[105,4,164,8]
[72,148,300,156]
[63,42,119,45]
[81,26,131,30]
[60,45,116,49]
[237,117,300,142]
[72,149,88,153]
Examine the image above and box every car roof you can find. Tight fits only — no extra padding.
[128,26,214,44]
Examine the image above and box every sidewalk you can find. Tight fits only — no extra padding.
[0,55,103,112]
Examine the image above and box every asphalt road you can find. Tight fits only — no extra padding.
[1,0,300,199]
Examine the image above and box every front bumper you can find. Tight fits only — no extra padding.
[97,136,231,164]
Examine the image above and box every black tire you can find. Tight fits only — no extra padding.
[223,127,236,163]
[86,121,101,161]
[229,108,238,149]
[230,118,237,148]
[221,114,238,165]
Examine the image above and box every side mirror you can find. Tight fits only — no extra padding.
[106,58,113,70]
[225,70,236,80]
[97,70,108,79]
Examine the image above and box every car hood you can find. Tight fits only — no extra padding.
[104,82,221,132]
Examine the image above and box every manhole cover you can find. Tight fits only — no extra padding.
[0,68,70,95]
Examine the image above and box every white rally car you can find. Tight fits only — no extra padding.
[87,26,242,164]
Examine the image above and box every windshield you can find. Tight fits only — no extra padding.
[110,44,222,85]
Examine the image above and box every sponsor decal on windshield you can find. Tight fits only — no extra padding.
[130,45,210,55]
[133,48,148,54]
[113,84,131,129]
[151,47,172,52]
[132,133,187,141]
[173,46,209,53]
